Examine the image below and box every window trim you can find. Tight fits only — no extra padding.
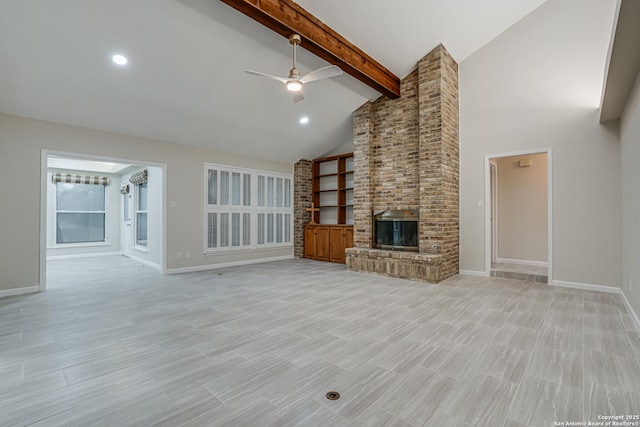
[204,163,293,254]
[134,181,148,252]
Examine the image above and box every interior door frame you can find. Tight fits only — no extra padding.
[40,149,168,291]
[490,160,498,264]
[484,148,552,282]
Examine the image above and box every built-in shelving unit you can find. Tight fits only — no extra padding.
[312,153,354,225]
[305,152,354,264]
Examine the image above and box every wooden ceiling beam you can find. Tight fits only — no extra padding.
[219,0,401,99]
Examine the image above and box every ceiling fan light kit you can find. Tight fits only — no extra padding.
[286,81,302,92]
[245,33,343,102]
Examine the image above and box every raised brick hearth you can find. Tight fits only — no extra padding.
[347,248,443,282]
[345,45,459,283]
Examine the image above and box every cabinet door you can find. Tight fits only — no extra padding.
[304,227,316,258]
[344,227,354,250]
[315,227,330,261]
[329,227,346,263]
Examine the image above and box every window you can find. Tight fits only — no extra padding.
[205,165,252,251]
[205,164,292,253]
[136,182,148,247]
[56,182,106,244]
[255,173,291,249]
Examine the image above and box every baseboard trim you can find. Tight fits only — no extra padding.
[128,254,162,272]
[0,286,40,298]
[166,255,294,274]
[620,291,640,333]
[47,251,121,261]
[497,258,548,268]
[551,279,620,294]
[459,270,489,277]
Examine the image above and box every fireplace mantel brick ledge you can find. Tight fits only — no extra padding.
[346,248,443,283]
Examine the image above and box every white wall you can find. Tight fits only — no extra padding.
[620,70,640,319]
[46,168,121,257]
[497,153,548,263]
[323,139,355,158]
[460,0,621,286]
[0,113,292,292]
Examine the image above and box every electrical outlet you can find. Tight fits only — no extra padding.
[177,251,182,259]
[185,251,190,259]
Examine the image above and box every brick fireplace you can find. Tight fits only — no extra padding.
[345,44,459,283]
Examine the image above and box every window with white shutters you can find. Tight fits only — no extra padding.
[205,164,292,253]
[255,172,292,249]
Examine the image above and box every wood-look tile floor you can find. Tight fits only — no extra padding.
[1,256,639,426]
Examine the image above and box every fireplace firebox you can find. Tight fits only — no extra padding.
[373,210,419,252]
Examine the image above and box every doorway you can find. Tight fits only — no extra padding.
[485,149,552,283]
[40,150,167,291]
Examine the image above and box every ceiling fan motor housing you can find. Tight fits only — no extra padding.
[289,34,302,80]
[289,34,301,45]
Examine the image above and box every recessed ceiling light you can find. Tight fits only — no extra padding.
[112,54,127,66]
[299,116,309,124]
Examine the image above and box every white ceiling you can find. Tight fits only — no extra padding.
[0,0,548,163]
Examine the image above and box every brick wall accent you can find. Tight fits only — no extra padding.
[418,45,460,279]
[371,71,420,211]
[293,159,313,258]
[353,102,373,248]
[349,44,459,283]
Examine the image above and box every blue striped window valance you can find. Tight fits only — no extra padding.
[52,173,110,186]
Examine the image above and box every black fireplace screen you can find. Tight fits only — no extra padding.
[373,210,419,251]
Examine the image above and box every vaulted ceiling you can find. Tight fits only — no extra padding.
[0,0,549,162]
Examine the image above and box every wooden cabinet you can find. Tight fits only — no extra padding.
[304,152,354,264]
[329,226,354,263]
[305,225,353,263]
[304,226,316,259]
[344,226,354,251]
[305,226,330,261]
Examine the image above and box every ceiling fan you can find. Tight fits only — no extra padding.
[245,34,343,103]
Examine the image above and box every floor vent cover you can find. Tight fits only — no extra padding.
[326,391,340,400]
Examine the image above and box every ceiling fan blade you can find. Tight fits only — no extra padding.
[300,65,343,83]
[292,90,304,103]
[244,70,288,84]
